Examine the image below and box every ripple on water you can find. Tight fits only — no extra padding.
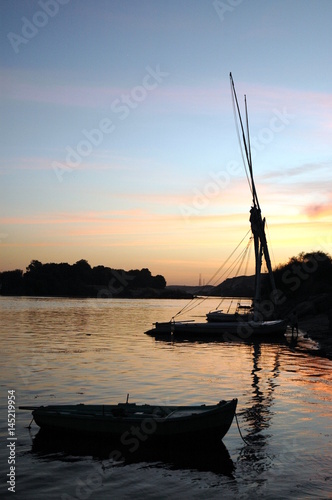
[1,297,332,499]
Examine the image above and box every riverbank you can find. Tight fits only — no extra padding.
[299,312,332,359]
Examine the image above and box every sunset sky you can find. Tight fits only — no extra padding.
[1,0,331,285]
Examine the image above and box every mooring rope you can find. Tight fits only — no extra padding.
[235,412,250,446]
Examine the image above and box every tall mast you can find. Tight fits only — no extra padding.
[230,73,277,314]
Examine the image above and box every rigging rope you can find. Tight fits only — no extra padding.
[226,299,233,313]
[213,241,252,311]
[244,238,252,276]
[234,237,252,278]
[173,229,251,319]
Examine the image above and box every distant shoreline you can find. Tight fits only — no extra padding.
[0,289,194,300]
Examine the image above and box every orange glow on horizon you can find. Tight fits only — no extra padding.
[1,211,331,285]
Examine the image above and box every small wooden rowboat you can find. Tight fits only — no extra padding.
[20,398,237,444]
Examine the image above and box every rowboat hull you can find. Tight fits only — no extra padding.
[23,399,237,444]
[145,319,287,339]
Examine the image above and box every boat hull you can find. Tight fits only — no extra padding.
[145,319,287,339]
[26,399,237,444]
[206,311,250,322]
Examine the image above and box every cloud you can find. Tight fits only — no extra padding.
[0,157,55,172]
[1,69,124,109]
[0,154,145,174]
[261,162,331,181]
[2,68,331,121]
[304,193,332,219]
[0,209,147,226]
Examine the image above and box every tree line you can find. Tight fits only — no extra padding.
[273,251,332,296]
[0,259,166,298]
[1,251,331,305]
[269,251,332,315]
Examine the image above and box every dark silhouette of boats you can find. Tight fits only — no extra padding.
[20,398,237,445]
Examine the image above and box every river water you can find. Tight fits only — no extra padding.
[0,296,331,499]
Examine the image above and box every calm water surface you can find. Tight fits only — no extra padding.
[0,297,331,499]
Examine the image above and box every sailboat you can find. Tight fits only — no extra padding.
[145,74,287,340]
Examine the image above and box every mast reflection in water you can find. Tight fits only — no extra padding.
[1,297,331,499]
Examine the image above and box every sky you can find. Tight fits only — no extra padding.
[1,0,331,285]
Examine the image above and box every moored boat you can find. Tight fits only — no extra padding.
[20,398,238,444]
[206,303,252,323]
[145,73,287,341]
[145,319,286,338]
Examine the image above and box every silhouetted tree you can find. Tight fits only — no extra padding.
[154,274,167,289]
[26,260,43,273]
[0,260,167,297]
[273,251,332,302]
[0,269,24,295]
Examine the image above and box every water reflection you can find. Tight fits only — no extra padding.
[31,429,235,477]
[244,342,281,437]
[2,297,332,499]
[234,342,281,481]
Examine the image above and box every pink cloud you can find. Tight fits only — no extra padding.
[2,81,123,109]
[1,157,54,172]
[304,193,332,219]
[0,209,148,225]
[2,68,331,120]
